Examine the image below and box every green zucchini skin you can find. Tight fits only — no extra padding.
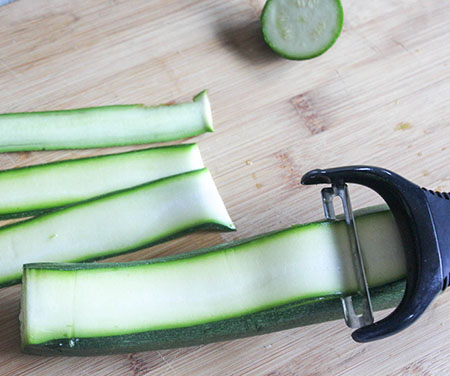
[23,281,404,356]
[21,208,405,356]
[0,168,234,288]
[0,144,204,219]
[261,0,344,60]
[0,91,213,152]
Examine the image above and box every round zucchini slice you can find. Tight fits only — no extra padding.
[261,0,344,60]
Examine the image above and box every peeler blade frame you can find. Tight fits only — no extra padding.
[321,184,374,329]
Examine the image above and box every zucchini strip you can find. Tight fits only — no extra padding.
[0,91,213,152]
[0,144,204,219]
[21,208,406,356]
[0,168,234,288]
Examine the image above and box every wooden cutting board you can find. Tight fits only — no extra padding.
[1,0,450,374]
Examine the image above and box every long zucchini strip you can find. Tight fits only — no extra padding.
[0,144,203,219]
[21,208,406,356]
[0,168,234,288]
[0,91,213,152]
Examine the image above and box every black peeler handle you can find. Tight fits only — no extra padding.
[301,166,450,342]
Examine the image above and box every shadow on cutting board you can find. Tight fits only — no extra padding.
[214,17,280,66]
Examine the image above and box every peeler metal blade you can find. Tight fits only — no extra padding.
[321,184,374,328]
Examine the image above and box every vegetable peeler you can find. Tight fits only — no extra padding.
[301,165,450,342]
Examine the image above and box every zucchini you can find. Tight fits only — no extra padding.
[0,91,213,152]
[261,0,344,60]
[21,209,406,356]
[0,168,234,288]
[0,144,203,219]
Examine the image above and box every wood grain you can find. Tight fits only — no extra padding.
[1,0,450,374]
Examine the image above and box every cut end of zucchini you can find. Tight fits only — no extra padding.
[194,90,214,132]
[262,0,344,60]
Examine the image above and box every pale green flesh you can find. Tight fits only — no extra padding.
[22,210,405,346]
[0,91,213,152]
[0,168,234,286]
[262,0,343,59]
[0,144,203,217]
